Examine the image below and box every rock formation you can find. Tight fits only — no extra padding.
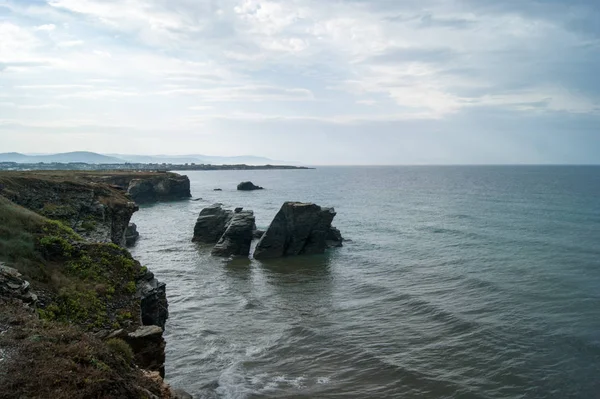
[0,263,37,304]
[0,173,138,246]
[211,210,256,257]
[237,181,264,191]
[89,171,192,204]
[326,226,344,248]
[126,223,140,246]
[126,326,167,378]
[254,202,342,259]
[127,174,191,204]
[192,204,233,243]
[137,269,169,329]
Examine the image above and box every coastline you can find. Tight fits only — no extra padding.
[0,171,193,398]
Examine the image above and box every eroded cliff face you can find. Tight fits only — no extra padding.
[0,173,138,246]
[0,191,184,398]
[88,172,192,204]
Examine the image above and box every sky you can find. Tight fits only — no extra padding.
[0,0,599,165]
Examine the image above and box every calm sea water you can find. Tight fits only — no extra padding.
[129,166,600,399]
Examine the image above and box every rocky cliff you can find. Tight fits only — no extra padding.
[0,172,138,246]
[86,171,192,204]
[0,180,187,398]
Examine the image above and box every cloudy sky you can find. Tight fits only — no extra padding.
[1,0,599,164]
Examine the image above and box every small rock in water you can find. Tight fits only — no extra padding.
[213,188,222,191]
[235,207,244,213]
[237,181,264,191]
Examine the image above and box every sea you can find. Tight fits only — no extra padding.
[129,166,600,399]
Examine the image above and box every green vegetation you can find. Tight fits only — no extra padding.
[0,195,141,332]
[0,300,164,399]
[106,338,134,364]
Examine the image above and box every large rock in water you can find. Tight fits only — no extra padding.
[212,210,256,257]
[192,204,233,243]
[237,181,264,191]
[253,202,340,259]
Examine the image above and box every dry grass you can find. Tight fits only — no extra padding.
[0,299,165,399]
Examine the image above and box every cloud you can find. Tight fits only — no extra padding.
[0,0,599,163]
[35,24,56,31]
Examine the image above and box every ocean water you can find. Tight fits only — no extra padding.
[129,166,600,399]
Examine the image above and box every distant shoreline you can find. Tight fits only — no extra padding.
[0,162,314,172]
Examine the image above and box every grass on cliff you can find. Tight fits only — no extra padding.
[0,195,142,332]
[0,299,165,399]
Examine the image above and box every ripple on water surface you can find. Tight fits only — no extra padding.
[130,166,600,398]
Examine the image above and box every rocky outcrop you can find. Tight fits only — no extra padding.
[326,226,344,248]
[126,223,140,246]
[253,229,265,240]
[192,204,233,243]
[211,211,256,257]
[126,326,166,378]
[237,181,264,191]
[254,202,340,259]
[127,175,191,204]
[0,263,37,304]
[137,270,169,330]
[86,171,192,204]
[0,173,137,246]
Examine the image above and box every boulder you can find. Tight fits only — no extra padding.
[237,181,264,191]
[0,263,37,304]
[125,222,140,246]
[137,270,168,329]
[326,226,344,248]
[126,325,166,377]
[212,211,256,257]
[235,207,243,213]
[253,202,339,259]
[192,204,233,243]
[253,229,265,240]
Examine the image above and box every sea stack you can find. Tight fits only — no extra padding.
[253,202,343,259]
[211,210,256,257]
[192,204,233,243]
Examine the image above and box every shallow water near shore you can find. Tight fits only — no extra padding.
[129,166,600,399]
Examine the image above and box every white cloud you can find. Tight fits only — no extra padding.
[35,24,56,31]
[0,0,599,163]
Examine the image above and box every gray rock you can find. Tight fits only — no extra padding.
[126,325,166,377]
[0,264,37,304]
[127,174,191,204]
[237,181,264,191]
[212,211,256,257]
[125,222,140,246]
[213,188,222,191]
[192,204,233,243]
[252,229,265,240]
[137,271,168,329]
[235,207,243,213]
[253,202,339,259]
[326,226,344,248]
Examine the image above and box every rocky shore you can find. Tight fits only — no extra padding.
[0,171,192,398]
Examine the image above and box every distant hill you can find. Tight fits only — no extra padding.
[105,154,296,165]
[0,152,126,164]
[0,151,298,165]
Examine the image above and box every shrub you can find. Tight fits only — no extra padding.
[106,338,134,364]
